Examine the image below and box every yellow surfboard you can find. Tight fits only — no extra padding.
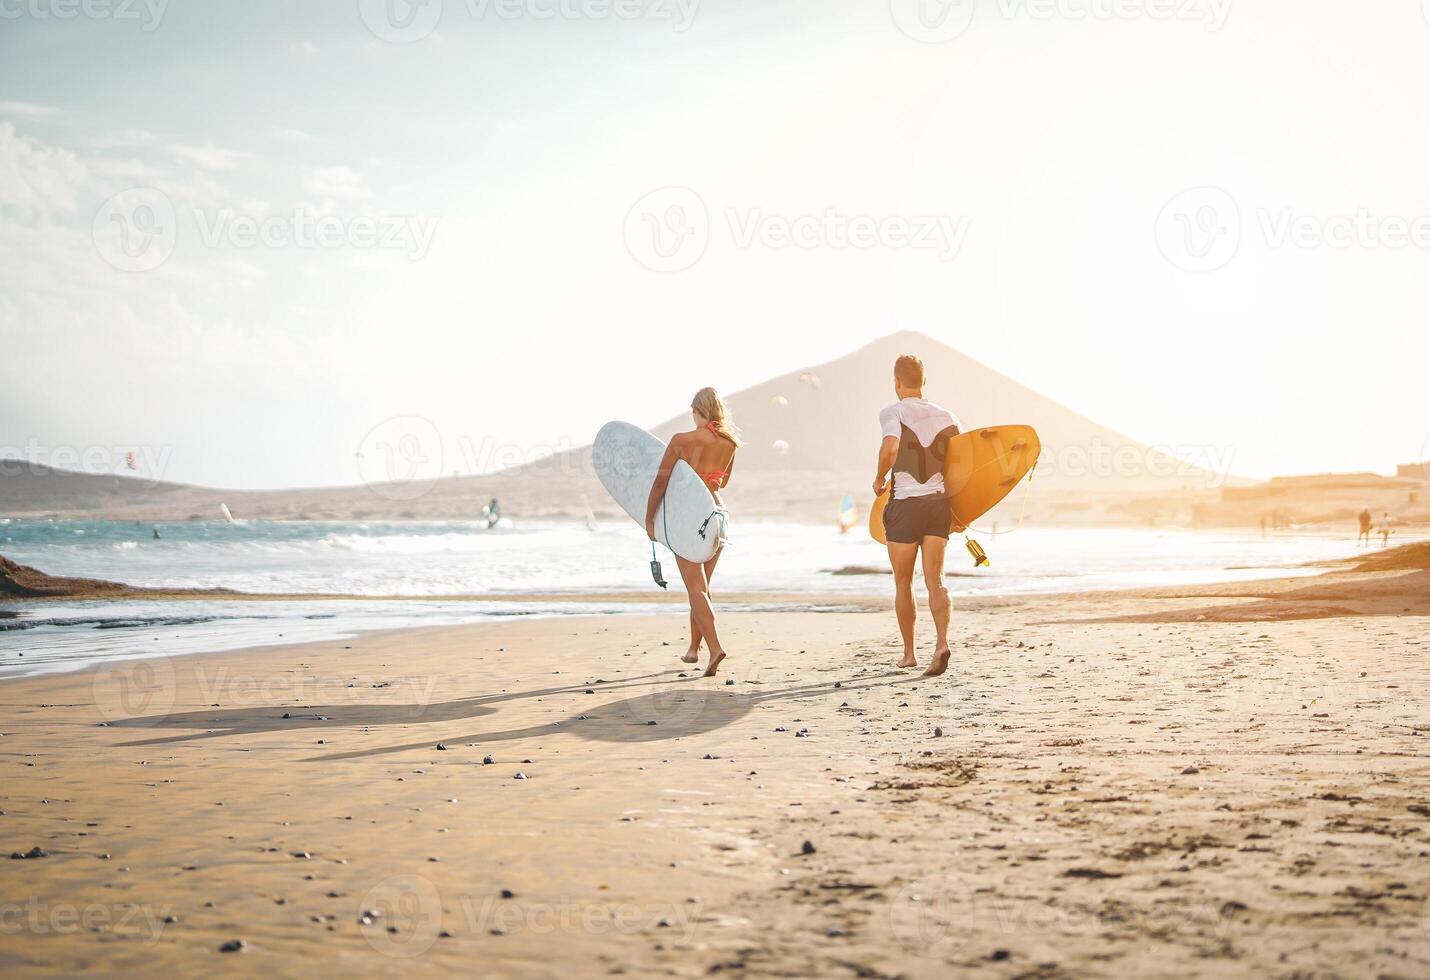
[869,425,1040,544]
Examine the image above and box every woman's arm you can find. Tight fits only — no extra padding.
[645,440,680,540]
[718,452,735,489]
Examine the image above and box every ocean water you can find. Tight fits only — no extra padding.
[0,518,1369,679]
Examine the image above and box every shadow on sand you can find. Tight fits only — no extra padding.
[110,671,674,747]
[108,668,911,758]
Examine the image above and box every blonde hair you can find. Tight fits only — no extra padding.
[692,387,743,447]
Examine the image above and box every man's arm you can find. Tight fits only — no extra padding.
[873,435,898,497]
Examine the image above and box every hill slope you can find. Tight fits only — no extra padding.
[2,331,1225,524]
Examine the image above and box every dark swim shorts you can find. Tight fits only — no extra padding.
[883,493,951,544]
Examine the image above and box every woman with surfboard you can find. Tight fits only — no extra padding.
[642,388,740,677]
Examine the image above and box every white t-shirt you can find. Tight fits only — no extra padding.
[879,397,962,499]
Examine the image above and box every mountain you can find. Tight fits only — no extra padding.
[1,331,1228,524]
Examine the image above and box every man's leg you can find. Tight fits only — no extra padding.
[920,536,952,677]
[887,541,920,668]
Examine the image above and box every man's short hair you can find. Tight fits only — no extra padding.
[894,354,925,388]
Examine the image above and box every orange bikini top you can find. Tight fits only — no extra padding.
[701,423,732,485]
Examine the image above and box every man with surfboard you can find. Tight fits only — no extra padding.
[872,355,961,678]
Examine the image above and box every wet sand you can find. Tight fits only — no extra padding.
[2,560,1428,977]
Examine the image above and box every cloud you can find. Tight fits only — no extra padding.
[170,142,248,171]
[306,164,372,200]
[0,100,60,119]
[0,121,88,219]
[90,128,161,150]
[275,127,318,144]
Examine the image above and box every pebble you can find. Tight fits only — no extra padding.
[1181,766,1199,775]
[801,841,816,855]
[514,772,528,780]
[218,939,246,953]
[436,743,448,751]
[483,756,495,765]
[10,846,47,860]
[500,889,516,899]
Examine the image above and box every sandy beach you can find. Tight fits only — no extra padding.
[2,548,1428,978]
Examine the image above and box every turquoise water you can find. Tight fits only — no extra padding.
[1,518,1368,679]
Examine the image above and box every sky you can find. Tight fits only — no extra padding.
[2,0,1427,490]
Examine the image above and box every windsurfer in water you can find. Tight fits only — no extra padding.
[872,354,961,678]
[645,387,739,677]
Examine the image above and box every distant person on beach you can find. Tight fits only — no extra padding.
[645,387,740,677]
[1358,508,1373,546]
[1379,512,1393,547]
[486,498,501,529]
[872,354,961,678]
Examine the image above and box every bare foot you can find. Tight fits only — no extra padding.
[703,651,727,677]
[897,653,918,669]
[681,650,699,664]
[921,648,951,678]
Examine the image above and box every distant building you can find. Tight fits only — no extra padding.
[1396,462,1429,481]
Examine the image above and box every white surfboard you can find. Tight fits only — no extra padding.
[593,421,725,563]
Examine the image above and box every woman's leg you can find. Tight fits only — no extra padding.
[676,554,726,676]
[682,547,721,663]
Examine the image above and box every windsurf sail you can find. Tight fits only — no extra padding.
[837,494,857,534]
[219,503,236,524]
